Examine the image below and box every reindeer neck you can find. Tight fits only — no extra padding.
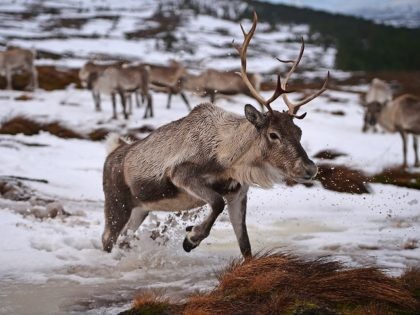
[217,117,260,167]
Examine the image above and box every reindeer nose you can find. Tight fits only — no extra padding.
[302,162,318,180]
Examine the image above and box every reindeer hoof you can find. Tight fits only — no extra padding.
[183,236,198,252]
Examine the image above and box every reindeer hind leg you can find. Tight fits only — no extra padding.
[102,192,133,252]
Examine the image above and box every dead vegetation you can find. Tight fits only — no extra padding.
[121,252,419,315]
[0,116,84,139]
[0,116,154,141]
[371,167,420,190]
[316,164,370,194]
[313,149,347,160]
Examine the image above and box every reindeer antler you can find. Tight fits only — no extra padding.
[279,37,330,119]
[234,11,289,114]
[235,12,329,118]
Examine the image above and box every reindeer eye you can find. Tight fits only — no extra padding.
[269,133,279,140]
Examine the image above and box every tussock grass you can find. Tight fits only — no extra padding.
[124,252,419,315]
[0,116,83,139]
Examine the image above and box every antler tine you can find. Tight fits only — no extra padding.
[279,37,329,116]
[266,73,289,104]
[235,11,273,113]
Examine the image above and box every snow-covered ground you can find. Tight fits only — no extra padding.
[0,1,419,314]
[0,87,419,314]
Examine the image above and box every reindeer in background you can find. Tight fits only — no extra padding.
[0,47,37,91]
[362,78,393,132]
[364,94,420,168]
[101,12,328,257]
[79,60,124,112]
[146,60,191,111]
[91,65,152,119]
[185,69,262,107]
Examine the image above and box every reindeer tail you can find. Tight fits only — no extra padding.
[105,133,133,155]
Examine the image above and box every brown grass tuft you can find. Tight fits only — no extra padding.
[123,252,419,315]
[87,128,110,141]
[14,94,34,101]
[371,167,420,190]
[183,252,416,315]
[122,291,178,315]
[316,164,370,194]
[313,150,347,160]
[0,116,83,139]
[399,267,420,306]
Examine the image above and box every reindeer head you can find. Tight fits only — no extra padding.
[235,12,329,182]
[363,101,383,132]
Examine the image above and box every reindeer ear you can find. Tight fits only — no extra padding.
[245,104,267,129]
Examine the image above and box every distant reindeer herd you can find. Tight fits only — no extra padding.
[0,15,419,173]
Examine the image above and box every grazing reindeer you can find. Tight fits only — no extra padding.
[362,78,393,132]
[92,65,152,119]
[79,61,124,111]
[0,47,37,90]
[185,69,262,107]
[147,60,191,111]
[364,94,420,168]
[101,12,328,257]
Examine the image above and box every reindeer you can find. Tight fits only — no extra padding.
[101,12,329,257]
[92,65,152,119]
[146,60,191,111]
[0,47,37,90]
[185,69,262,107]
[362,78,393,132]
[364,94,420,168]
[79,61,124,112]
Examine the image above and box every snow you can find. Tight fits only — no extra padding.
[0,0,419,314]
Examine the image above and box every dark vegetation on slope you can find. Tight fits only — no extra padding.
[245,1,420,72]
[120,252,419,315]
[178,0,420,71]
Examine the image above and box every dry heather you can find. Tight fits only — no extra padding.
[371,167,420,190]
[0,116,154,142]
[0,116,83,139]
[122,252,419,315]
[316,164,370,194]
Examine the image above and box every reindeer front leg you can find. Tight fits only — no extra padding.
[171,163,225,252]
[5,67,12,90]
[226,185,251,258]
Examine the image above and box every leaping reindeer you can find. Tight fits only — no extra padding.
[101,12,329,257]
